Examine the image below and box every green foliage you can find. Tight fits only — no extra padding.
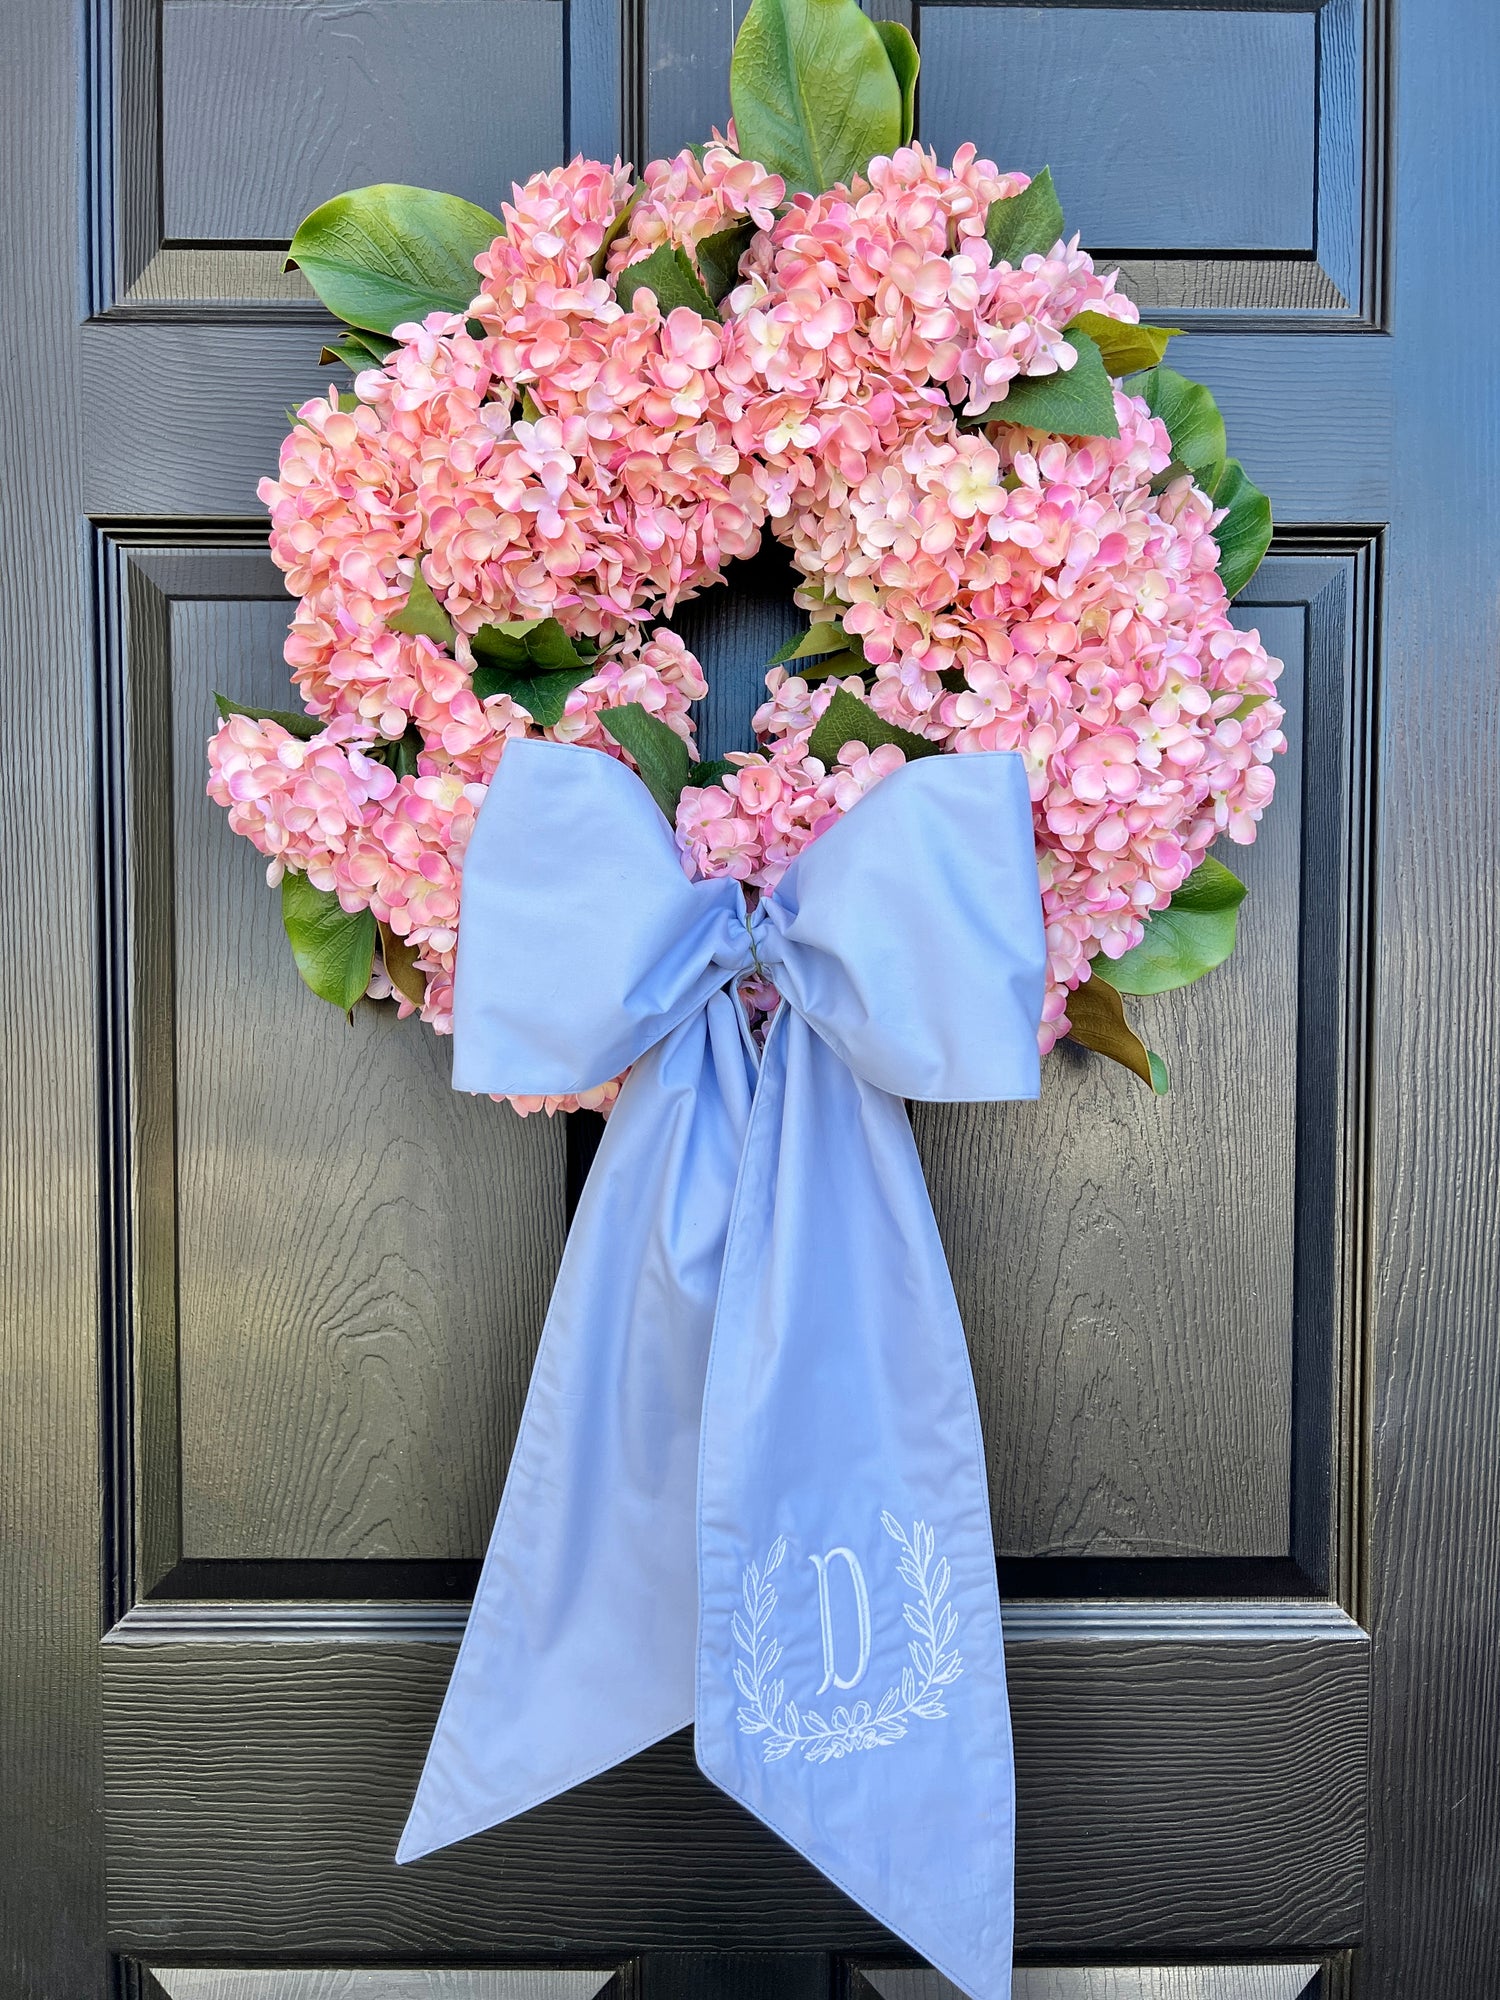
[600,703,693,821]
[695,220,759,304]
[285,184,503,334]
[213,693,320,741]
[1095,855,1248,995]
[590,183,644,279]
[386,567,456,647]
[768,622,857,664]
[1131,366,1273,597]
[874,20,919,146]
[730,0,903,195]
[1065,976,1169,1093]
[1134,365,1227,493]
[468,619,596,722]
[968,327,1120,439]
[1206,457,1274,600]
[319,328,398,372]
[1067,310,1180,378]
[280,871,376,1012]
[614,243,719,319]
[806,687,942,768]
[984,166,1064,266]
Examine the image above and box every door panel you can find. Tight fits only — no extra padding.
[8,0,1499,1996]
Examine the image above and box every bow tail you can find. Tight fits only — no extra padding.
[695,1009,1015,2000]
[398,992,757,1863]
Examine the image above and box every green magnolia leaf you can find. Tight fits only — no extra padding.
[378,918,427,1007]
[471,664,594,726]
[614,243,719,320]
[730,0,903,196]
[387,568,456,647]
[806,687,941,768]
[696,219,759,304]
[874,20,919,146]
[1208,456,1273,599]
[600,703,693,821]
[1067,310,1182,378]
[319,336,381,372]
[281,871,376,1012]
[985,166,1064,266]
[285,184,503,335]
[213,692,321,741]
[1095,854,1248,996]
[688,757,737,789]
[769,622,854,664]
[590,183,644,279]
[970,327,1120,439]
[1065,976,1169,1093]
[470,616,590,682]
[1133,365,1227,496]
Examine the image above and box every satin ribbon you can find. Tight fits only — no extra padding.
[398,738,1045,2000]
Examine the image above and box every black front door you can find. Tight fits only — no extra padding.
[5,2,1498,1997]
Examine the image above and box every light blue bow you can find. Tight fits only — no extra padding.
[398,738,1046,2000]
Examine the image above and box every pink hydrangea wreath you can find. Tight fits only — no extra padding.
[209,50,1283,1115]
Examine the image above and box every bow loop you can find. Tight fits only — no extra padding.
[452,740,749,1098]
[760,752,1044,1101]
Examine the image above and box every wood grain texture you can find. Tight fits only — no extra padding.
[77,321,1396,526]
[0,2,109,1995]
[150,1973,619,2000]
[143,557,564,1561]
[160,1,564,240]
[101,1624,1367,1956]
[915,601,1303,1559]
[857,1970,1321,2000]
[919,8,1316,251]
[1364,0,1500,1994]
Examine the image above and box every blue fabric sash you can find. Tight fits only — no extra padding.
[397,738,1046,2000]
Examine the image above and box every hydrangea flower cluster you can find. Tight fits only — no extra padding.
[210,137,1283,1107]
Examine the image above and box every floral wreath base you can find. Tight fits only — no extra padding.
[208,0,1284,1113]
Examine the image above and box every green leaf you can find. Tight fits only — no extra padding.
[1095,855,1248,996]
[1067,310,1181,378]
[280,871,376,1012]
[768,622,854,664]
[378,918,427,1007]
[470,616,590,681]
[1231,689,1274,724]
[386,567,456,648]
[688,757,737,788]
[806,687,941,768]
[471,664,594,726]
[1133,365,1227,496]
[968,327,1120,439]
[730,0,903,196]
[319,336,381,372]
[1065,976,1169,1093]
[1148,455,1194,497]
[390,730,422,780]
[1207,456,1273,599]
[600,703,693,821]
[874,20,919,146]
[213,692,321,741]
[285,184,503,335]
[590,182,644,279]
[985,166,1065,266]
[614,243,719,320]
[695,219,759,305]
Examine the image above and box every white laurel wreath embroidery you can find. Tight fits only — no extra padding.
[732,1513,963,1763]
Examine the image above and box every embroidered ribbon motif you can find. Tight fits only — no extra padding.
[398,738,1046,2000]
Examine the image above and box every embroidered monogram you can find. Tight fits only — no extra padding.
[808,1546,872,1694]
[733,1514,963,1762]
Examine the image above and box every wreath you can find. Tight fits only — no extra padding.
[208,0,1283,1113]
